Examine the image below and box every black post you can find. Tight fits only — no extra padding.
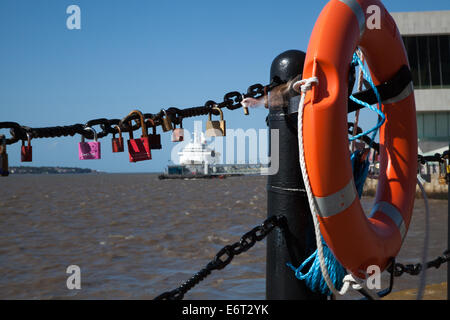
[266,50,326,300]
[448,143,449,300]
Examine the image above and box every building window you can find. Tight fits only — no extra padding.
[417,111,450,140]
[403,35,450,89]
[440,35,450,88]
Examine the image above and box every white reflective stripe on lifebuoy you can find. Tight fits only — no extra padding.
[314,178,358,218]
[370,202,407,239]
[382,82,414,105]
[339,0,366,37]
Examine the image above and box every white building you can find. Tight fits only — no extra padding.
[391,11,450,156]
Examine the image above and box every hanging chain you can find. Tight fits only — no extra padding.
[348,122,449,164]
[388,250,450,277]
[153,214,287,300]
[0,77,284,144]
[418,151,449,164]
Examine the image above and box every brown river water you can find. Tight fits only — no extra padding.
[0,174,447,299]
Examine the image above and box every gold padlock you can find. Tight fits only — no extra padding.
[206,107,226,137]
[0,135,9,177]
[242,94,249,115]
[161,109,173,132]
[438,162,447,185]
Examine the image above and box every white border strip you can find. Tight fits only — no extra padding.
[370,201,407,239]
[314,178,358,218]
[339,0,366,37]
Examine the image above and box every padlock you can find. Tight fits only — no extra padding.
[439,162,447,185]
[447,164,450,185]
[241,94,249,115]
[206,106,226,137]
[21,133,33,162]
[172,120,184,142]
[147,119,162,149]
[78,127,101,160]
[161,109,173,132]
[0,135,9,177]
[111,125,124,153]
[127,110,152,162]
[264,86,269,109]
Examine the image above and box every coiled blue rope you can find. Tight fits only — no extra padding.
[286,239,347,295]
[287,51,385,296]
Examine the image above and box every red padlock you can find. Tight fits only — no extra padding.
[112,125,124,153]
[172,120,184,142]
[21,133,32,162]
[126,110,152,162]
[147,119,162,149]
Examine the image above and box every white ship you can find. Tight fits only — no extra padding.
[178,130,219,168]
[160,127,266,179]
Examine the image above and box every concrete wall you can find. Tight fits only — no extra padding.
[391,11,450,36]
[415,89,450,112]
[363,175,448,199]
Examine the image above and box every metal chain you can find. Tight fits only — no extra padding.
[152,214,449,299]
[153,214,287,300]
[348,121,449,165]
[388,250,450,277]
[0,77,285,144]
[418,151,449,164]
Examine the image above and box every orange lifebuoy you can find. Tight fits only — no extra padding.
[301,0,417,277]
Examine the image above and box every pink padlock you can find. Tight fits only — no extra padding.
[78,127,101,160]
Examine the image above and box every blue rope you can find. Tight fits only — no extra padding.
[349,52,385,143]
[286,239,347,295]
[286,151,369,296]
[287,51,384,296]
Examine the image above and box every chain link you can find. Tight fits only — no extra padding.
[153,214,287,300]
[153,213,449,299]
[418,151,449,164]
[388,250,450,277]
[348,122,449,165]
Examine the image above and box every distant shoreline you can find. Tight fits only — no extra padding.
[8,166,164,175]
[9,166,100,175]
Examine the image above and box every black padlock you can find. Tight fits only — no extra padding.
[0,135,9,177]
[147,119,162,149]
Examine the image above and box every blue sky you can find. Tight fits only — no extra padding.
[1,0,449,173]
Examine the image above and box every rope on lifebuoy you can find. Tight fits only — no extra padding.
[295,74,380,298]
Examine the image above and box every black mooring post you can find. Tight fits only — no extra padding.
[266,50,326,300]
